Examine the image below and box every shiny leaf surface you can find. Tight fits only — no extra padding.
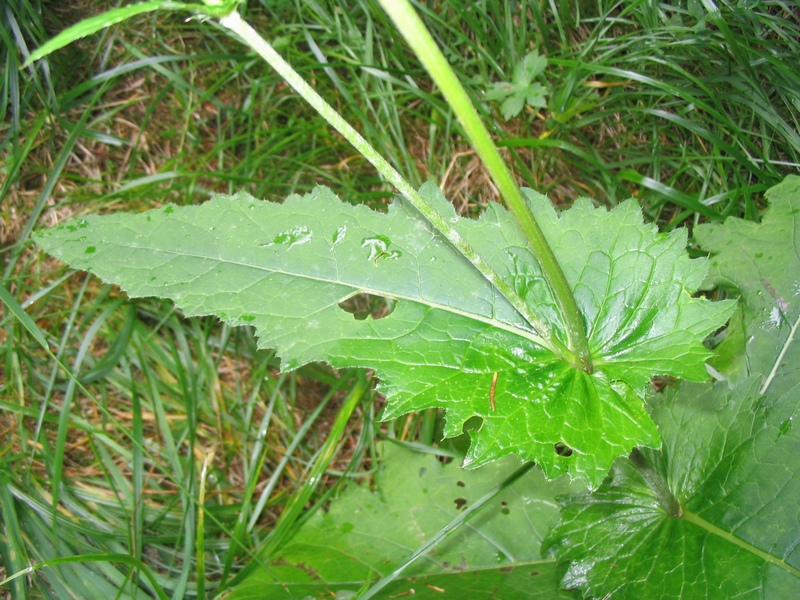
[35,184,733,488]
[544,175,800,597]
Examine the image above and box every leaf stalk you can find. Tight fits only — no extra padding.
[377,0,593,371]
[629,448,682,517]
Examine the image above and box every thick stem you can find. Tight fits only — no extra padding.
[218,11,568,355]
[377,0,593,371]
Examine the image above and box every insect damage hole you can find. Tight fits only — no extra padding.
[338,293,395,320]
[554,442,573,457]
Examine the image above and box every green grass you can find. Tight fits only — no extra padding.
[2,0,799,596]
[424,0,800,222]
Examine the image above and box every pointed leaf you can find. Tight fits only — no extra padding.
[35,185,733,488]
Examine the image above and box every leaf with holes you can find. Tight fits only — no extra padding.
[543,175,800,597]
[227,442,583,599]
[35,183,734,489]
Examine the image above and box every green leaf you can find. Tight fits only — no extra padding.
[485,50,549,119]
[35,184,733,488]
[226,443,583,599]
[520,50,548,82]
[544,379,800,598]
[22,1,243,68]
[544,176,800,597]
[500,92,528,121]
[696,174,800,396]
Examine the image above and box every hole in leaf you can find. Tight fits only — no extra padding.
[500,500,509,515]
[454,497,467,510]
[529,571,540,577]
[554,442,573,457]
[338,293,394,320]
[462,415,483,432]
[456,480,466,488]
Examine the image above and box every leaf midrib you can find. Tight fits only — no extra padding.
[760,311,800,395]
[106,241,552,349]
[682,509,800,577]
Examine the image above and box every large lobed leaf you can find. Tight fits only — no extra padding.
[544,175,800,597]
[35,184,733,488]
[226,443,582,599]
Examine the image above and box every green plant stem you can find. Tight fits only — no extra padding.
[681,509,800,578]
[377,0,592,371]
[196,448,215,599]
[629,448,682,517]
[217,10,565,357]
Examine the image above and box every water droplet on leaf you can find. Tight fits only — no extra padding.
[66,219,90,232]
[362,235,402,263]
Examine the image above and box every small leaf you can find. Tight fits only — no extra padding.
[485,50,550,120]
[501,93,527,120]
[35,185,733,488]
[484,82,515,101]
[521,50,548,80]
[525,82,548,109]
[226,443,583,599]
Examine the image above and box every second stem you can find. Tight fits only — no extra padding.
[379,0,593,371]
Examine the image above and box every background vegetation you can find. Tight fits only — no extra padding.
[2,0,799,596]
